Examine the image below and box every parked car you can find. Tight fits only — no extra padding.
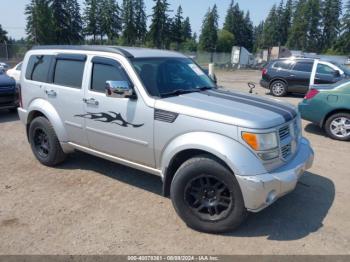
[260,58,350,97]
[18,46,314,233]
[299,79,350,141]
[0,69,18,111]
[6,62,22,82]
[0,62,9,71]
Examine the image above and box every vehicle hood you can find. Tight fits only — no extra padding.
[155,89,297,129]
[0,74,16,88]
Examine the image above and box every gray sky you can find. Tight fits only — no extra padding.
[0,0,281,40]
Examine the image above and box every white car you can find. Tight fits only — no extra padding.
[6,62,22,82]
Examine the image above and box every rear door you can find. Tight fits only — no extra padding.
[287,61,314,93]
[43,53,89,146]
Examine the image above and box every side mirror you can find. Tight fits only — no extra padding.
[334,70,341,78]
[105,80,134,99]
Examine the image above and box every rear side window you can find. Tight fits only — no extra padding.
[53,59,85,89]
[292,62,313,73]
[272,61,291,70]
[91,63,130,93]
[25,55,54,82]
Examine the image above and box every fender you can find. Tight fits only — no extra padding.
[27,98,68,142]
[160,132,267,178]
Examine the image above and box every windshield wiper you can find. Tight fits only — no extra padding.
[160,86,215,98]
[160,89,201,98]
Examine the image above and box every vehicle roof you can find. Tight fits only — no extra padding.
[277,57,316,62]
[31,45,187,59]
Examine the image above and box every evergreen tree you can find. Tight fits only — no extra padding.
[262,5,280,48]
[51,0,69,44]
[171,6,184,50]
[25,0,54,44]
[334,0,350,53]
[223,1,247,47]
[280,0,293,46]
[122,0,137,45]
[100,0,122,43]
[134,0,147,45]
[148,0,171,49]
[64,0,83,44]
[182,17,192,41]
[242,11,254,51]
[305,0,322,52]
[322,0,343,51]
[287,0,308,50]
[199,5,219,54]
[0,24,8,43]
[83,0,99,42]
[253,21,264,52]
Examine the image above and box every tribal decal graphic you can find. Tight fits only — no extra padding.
[75,112,144,128]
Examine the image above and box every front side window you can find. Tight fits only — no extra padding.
[292,62,313,73]
[317,64,336,75]
[25,55,54,82]
[91,62,130,93]
[53,59,85,89]
[131,57,216,97]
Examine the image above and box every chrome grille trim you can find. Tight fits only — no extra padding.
[278,125,290,141]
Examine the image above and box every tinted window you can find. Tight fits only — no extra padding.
[317,64,336,75]
[292,62,313,73]
[273,61,291,70]
[25,55,53,82]
[53,60,85,88]
[91,63,129,93]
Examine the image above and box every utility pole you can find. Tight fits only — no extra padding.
[4,40,9,61]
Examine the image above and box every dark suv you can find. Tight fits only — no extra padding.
[0,69,18,111]
[260,58,349,97]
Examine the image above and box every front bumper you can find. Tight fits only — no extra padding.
[236,138,314,212]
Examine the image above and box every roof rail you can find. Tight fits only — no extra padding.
[31,45,134,58]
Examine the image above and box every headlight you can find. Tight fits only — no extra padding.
[242,131,278,151]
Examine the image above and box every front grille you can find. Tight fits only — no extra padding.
[279,125,290,141]
[281,144,292,159]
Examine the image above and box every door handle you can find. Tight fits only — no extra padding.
[45,89,57,97]
[289,74,296,77]
[83,98,99,106]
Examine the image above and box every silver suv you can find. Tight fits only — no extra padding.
[18,46,314,233]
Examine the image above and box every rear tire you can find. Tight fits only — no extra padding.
[325,113,350,141]
[270,80,287,97]
[29,116,67,166]
[170,155,247,233]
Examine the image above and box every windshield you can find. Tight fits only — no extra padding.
[131,57,216,97]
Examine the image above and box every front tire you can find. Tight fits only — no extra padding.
[270,80,287,97]
[170,155,247,233]
[29,116,67,166]
[325,113,350,141]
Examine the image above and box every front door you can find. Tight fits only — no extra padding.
[314,62,342,85]
[81,56,155,167]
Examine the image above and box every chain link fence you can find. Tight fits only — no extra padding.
[0,44,30,66]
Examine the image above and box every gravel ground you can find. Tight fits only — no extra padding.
[0,70,349,255]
